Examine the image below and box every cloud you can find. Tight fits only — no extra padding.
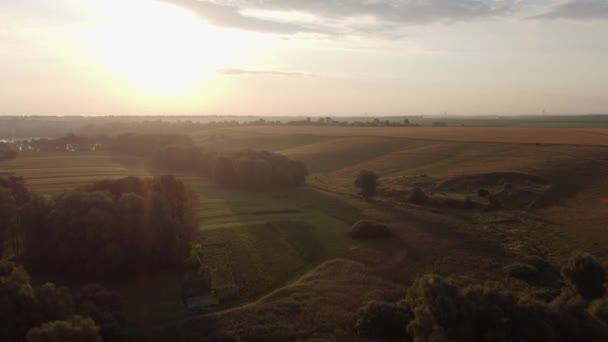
[163,0,517,36]
[531,0,608,20]
[218,68,311,76]
[164,0,312,34]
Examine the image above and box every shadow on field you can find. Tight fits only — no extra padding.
[533,157,608,208]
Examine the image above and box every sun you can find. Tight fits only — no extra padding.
[88,0,244,95]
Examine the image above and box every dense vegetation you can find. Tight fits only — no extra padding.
[356,253,608,342]
[0,175,197,279]
[21,176,197,278]
[213,150,308,190]
[0,260,123,342]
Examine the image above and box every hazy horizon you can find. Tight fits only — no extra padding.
[1,0,607,116]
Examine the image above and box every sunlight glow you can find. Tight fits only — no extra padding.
[88,0,247,96]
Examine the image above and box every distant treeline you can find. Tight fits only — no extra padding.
[1,175,197,279]
[107,133,309,190]
[77,117,420,136]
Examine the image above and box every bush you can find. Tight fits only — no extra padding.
[408,187,428,204]
[504,262,539,280]
[349,220,392,240]
[26,315,101,342]
[355,170,379,200]
[405,274,608,342]
[355,301,412,340]
[562,253,606,300]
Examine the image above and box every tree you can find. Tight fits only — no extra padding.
[75,284,125,339]
[355,170,379,201]
[26,315,101,342]
[0,260,39,341]
[562,253,606,300]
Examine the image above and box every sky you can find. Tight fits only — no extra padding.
[0,0,607,116]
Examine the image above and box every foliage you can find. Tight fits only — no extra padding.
[75,284,126,339]
[0,260,121,341]
[405,274,608,342]
[231,150,308,189]
[354,170,379,200]
[0,176,31,257]
[355,301,412,340]
[349,220,392,240]
[26,315,101,342]
[22,175,197,278]
[562,253,606,300]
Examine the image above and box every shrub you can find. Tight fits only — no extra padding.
[504,262,539,280]
[405,274,608,342]
[408,187,428,204]
[26,315,101,342]
[355,301,412,340]
[349,220,392,240]
[562,253,606,300]
[355,170,379,201]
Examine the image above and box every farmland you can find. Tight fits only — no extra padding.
[4,124,608,340]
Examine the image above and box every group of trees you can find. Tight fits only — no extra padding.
[0,142,17,161]
[286,117,418,127]
[2,175,197,279]
[0,176,31,257]
[213,150,308,190]
[0,260,124,341]
[109,134,309,191]
[356,253,608,341]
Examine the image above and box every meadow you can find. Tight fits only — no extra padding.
[4,124,608,340]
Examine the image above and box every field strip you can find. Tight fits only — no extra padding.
[221,126,608,146]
